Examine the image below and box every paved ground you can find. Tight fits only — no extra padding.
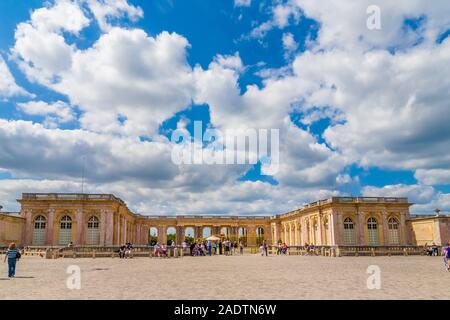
[0,255,448,300]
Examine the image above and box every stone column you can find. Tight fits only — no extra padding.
[176,225,184,245]
[23,209,33,246]
[317,214,323,245]
[46,209,55,246]
[105,211,113,246]
[195,225,202,239]
[357,211,365,245]
[76,208,84,245]
[247,226,256,246]
[122,216,127,243]
[116,213,121,245]
[400,212,407,245]
[330,212,336,245]
[158,225,167,244]
[100,210,106,246]
[382,211,389,245]
[294,223,298,245]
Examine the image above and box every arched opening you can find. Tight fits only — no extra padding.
[343,217,356,245]
[33,215,46,246]
[184,227,195,245]
[149,227,158,246]
[59,215,72,245]
[86,216,100,245]
[367,217,379,245]
[167,227,176,245]
[388,217,400,245]
[256,227,264,246]
[202,227,211,239]
[220,227,230,239]
[238,227,247,246]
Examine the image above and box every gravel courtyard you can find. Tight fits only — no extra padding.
[0,255,448,300]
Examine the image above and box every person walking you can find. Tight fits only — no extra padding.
[262,240,268,256]
[442,242,450,271]
[239,241,244,255]
[4,242,20,278]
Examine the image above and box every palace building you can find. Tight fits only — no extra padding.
[0,193,448,247]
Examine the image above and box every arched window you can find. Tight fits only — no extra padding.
[59,215,72,245]
[149,227,158,245]
[256,227,264,246]
[367,217,379,245]
[86,216,100,245]
[388,217,400,245]
[343,218,356,245]
[238,227,247,246]
[33,215,46,245]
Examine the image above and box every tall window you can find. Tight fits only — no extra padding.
[388,217,400,245]
[256,227,264,246]
[59,215,72,245]
[367,217,379,245]
[33,215,46,245]
[343,218,356,245]
[86,216,100,245]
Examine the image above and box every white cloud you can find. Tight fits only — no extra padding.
[17,100,76,127]
[31,0,90,34]
[13,1,195,137]
[86,0,143,32]
[0,55,31,100]
[415,169,450,185]
[362,183,450,214]
[234,0,251,8]
[282,32,298,59]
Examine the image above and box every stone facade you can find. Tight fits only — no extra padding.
[410,215,450,245]
[0,213,25,246]
[0,193,426,248]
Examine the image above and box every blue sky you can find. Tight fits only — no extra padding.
[0,0,449,214]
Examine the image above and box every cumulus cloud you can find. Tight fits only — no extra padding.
[17,100,76,127]
[282,32,298,59]
[13,1,194,137]
[0,55,31,100]
[86,0,144,32]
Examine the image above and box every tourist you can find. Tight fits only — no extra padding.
[207,240,212,256]
[190,242,195,256]
[277,242,282,255]
[119,244,126,258]
[432,243,439,256]
[442,242,450,271]
[219,240,223,255]
[224,240,229,256]
[3,242,20,278]
[262,240,268,256]
[182,241,187,257]
[125,243,133,258]
[239,241,244,255]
